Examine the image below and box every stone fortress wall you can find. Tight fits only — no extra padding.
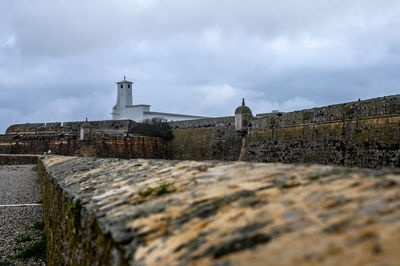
[169,94,400,168]
[38,155,400,265]
[3,94,400,168]
[5,120,134,135]
[169,94,400,130]
[6,94,400,265]
[1,120,170,159]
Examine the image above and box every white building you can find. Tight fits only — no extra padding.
[111,78,207,122]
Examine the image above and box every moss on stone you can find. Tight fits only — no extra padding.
[139,182,176,198]
[69,198,82,233]
[139,187,155,198]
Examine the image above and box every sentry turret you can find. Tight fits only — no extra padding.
[235,98,252,134]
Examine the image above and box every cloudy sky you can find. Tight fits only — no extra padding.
[1,0,400,133]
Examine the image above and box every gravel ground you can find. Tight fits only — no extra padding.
[0,165,46,265]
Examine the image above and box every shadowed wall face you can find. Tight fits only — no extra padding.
[170,116,400,168]
[244,116,400,168]
[167,95,400,168]
[0,137,170,159]
[170,126,243,161]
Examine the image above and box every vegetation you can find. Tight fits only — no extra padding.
[15,233,46,260]
[92,156,101,162]
[139,187,155,198]
[139,182,175,198]
[155,182,175,196]
[32,221,45,231]
[7,220,47,263]
[129,118,174,141]
[16,235,32,244]
[0,260,12,266]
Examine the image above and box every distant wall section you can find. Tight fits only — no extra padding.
[169,94,400,168]
[6,120,135,135]
[171,126,242,161]
[4,94,400,168]
[244,116,400,168]
[0,136,168,159]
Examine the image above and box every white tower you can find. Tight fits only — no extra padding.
[111,77,133,120]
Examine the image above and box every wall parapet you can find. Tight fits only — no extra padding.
[39,155,400,265]
[251,94,400,130]
[169,94,400,130]
[0,154,38,165]
[169,116,235,129]
[0,136,169,159]
[5,120,134,135]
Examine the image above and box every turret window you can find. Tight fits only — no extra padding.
[128,84,131,88]
[120,85,123,88]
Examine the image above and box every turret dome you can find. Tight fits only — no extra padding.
[81,118,91,128]
[235,99,252,115]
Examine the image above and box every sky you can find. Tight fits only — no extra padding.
[1,0,400,133]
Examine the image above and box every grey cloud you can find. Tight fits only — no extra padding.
[1,0,400,132]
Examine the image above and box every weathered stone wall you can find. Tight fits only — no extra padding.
[170,115,400,168]
[5,120,134,135]
[5,94,400,168]
[169,95,400,168]
[39,155,400,265]
[0,154,38,165]
[169,116,234,129]
[171,125,243,161]
[252,94,400,129]
[244,116,400,168]
[168,94,400,130]
[0,136,169,159]
[38,159,117,265]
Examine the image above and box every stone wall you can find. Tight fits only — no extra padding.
[168,94,400,131]
[5,94,400,168]
[169,94,400,168]
[0,136,169,159]
[0,154,38,165]
[5,120,134,135]
[39,155,400,265]
[171,125,242,161]
[169,116,234,129]
[252,94,400,129]
[170,115,400,168]
[244,116,400,168]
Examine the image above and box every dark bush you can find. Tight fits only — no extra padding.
[129,118,174,141]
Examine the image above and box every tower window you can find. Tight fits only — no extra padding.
[120,85,123,88]
[128,84,131,88]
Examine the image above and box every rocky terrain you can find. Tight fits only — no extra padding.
[41,156,400,265]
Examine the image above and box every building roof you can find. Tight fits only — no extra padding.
[144,111,207,118]
[116,79,133,84]
[126,104,151,107]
